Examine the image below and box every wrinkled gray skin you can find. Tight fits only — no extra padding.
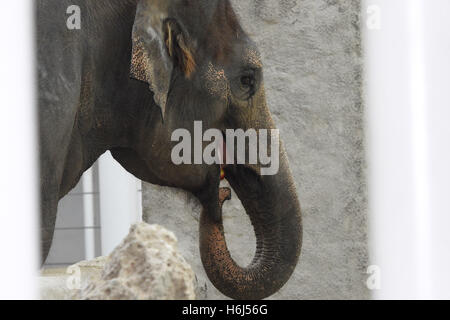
[38,0,302,299]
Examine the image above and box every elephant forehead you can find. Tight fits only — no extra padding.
[245,48,263,69]
[204,62,229,100]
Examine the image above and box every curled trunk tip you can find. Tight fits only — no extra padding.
[200,186,302,300]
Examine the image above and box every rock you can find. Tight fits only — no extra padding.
[78,223,196,300]
[40,223,196,300]
[39,272,71,300]
[40,256,108,300]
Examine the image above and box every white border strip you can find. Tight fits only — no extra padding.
[408,0,432,298]
[0,0,38,299]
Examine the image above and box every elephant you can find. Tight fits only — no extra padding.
[38,0,302,300]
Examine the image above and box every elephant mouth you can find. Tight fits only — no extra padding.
[218,131,261,180]
[219,132,227,180]
[220,131,227,167]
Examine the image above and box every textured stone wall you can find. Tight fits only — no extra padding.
[143,0,369,299]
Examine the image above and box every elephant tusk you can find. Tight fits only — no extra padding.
[219,187,231,206]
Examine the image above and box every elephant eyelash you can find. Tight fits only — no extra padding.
[240,79,255,100]
[245,87,256,100]
[239,71,257,100]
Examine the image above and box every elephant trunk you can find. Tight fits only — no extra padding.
[199,151,302,300]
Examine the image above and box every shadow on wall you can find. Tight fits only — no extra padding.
[143,0,368,300]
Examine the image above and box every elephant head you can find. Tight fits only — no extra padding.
[118,0,302,300]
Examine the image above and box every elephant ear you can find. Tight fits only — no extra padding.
[130,0,172,119]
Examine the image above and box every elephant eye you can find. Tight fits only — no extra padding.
[240,75,255,87]
[239,72,256,99]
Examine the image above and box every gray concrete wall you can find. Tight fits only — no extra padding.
[143,0,369,300]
